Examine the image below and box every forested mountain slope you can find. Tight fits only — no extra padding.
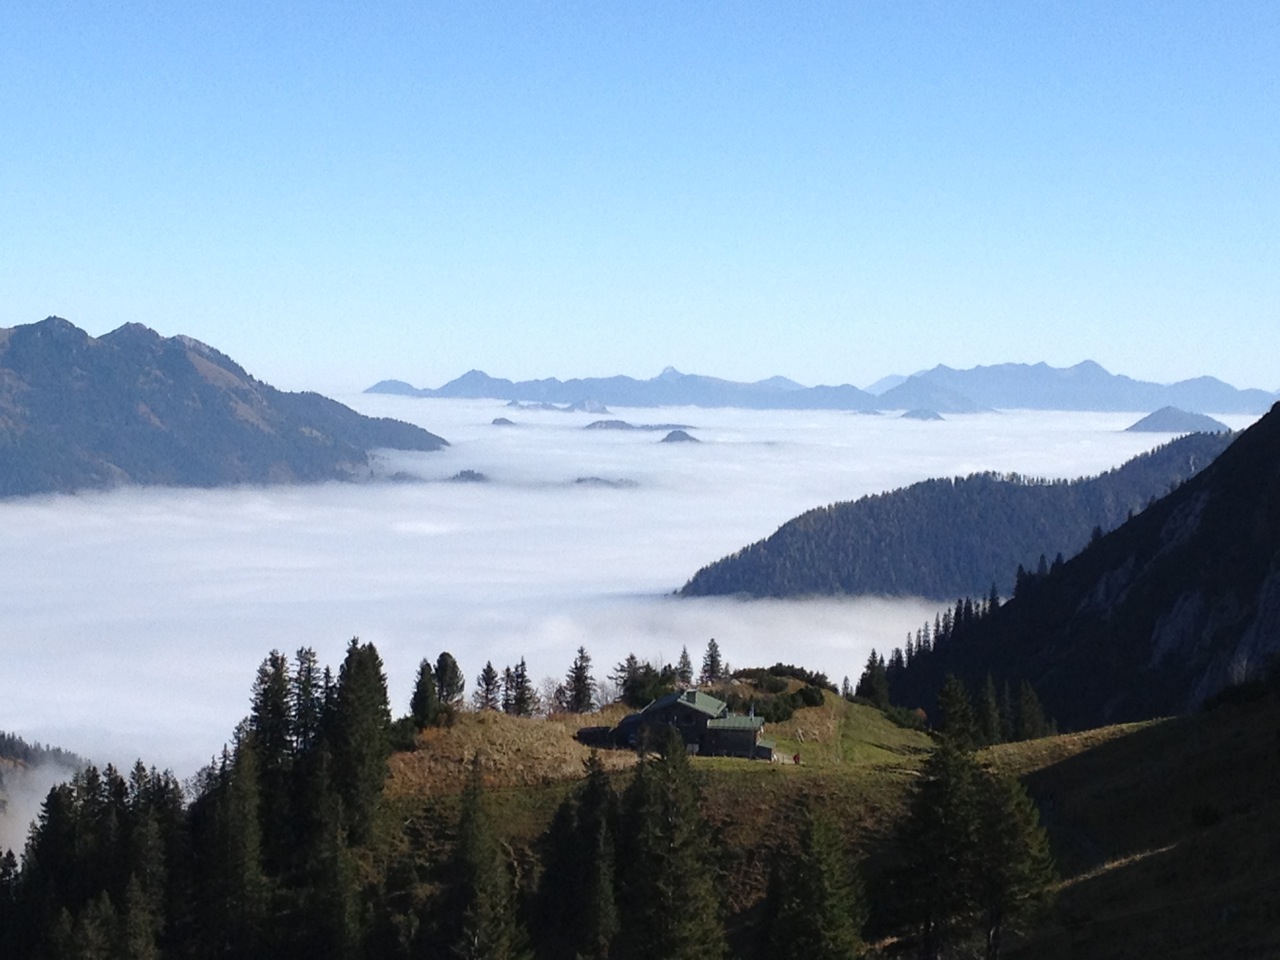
[681,431,1233,600]
[0,317,447,497]
[890,402,1280,731]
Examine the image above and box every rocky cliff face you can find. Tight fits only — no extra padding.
[0,317,447,497]
[893,402,1280,729]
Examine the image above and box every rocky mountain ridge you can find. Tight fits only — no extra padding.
[0,317,447,497]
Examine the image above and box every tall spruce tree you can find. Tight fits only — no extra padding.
[973,775,1056,960]
[676,646,694,686]
[1014,680,1051,741]
[617,728,725,960]
[978,674,1003,747]
[895,740,981,960]
[501,666,516,714]
[293,647,325,754]
[563,647,596,714]
[896,741,1055,960]
[411,657,441,729]
[473,662,502,712]
[699,638,723,684]
[854,650,890,709]
[248,650,294,874]
[434,652,466,710]
[536,752,619,960]
[511,658,536,717]
[445,758,524,960]
[937,673,979,750]
[329,638,392,845]
[766,806,866,959]
[191,736,268,960]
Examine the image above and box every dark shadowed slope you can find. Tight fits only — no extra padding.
[681,431,1233,601]
[890,402,1280,730]
[0,317,447,497]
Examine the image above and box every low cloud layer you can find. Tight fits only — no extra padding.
[1,399,1259,782]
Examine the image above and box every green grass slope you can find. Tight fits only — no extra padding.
[987,686,1280,959]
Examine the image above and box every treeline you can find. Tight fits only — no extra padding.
[681,431,1232,600]
[850,589,1057,743]
[0,638,1058,959]
[0,732,86,771]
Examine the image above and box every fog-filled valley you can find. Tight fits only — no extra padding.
[1,397,1260,778]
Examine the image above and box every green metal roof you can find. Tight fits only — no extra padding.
[644,689,727,718]
[706,715,765,731]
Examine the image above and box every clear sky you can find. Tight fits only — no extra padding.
[3,2,1277,393]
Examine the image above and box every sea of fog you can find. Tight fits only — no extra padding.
[1,399,1262,785]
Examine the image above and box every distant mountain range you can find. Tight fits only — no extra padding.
[0,317,447,497]
[888,399,1280,730]
[680,431,1235,601]
[370,360,1277,414]
[369,366,878,411]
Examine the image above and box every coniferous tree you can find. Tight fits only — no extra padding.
[1014,680,1050,741]
[998,681,1016,744]
[473,662,502,711]
[121,872,162,960]
[411,657,441,729]
[766,806,866,959]
[854,650,890,709]
[700,639,723,685]
[676,646,694,686]
[249,650,294,874]
[329,638,392,845]
[0,849,18,959]
[977,674,1003,746]
[511,658,536,717]
[293,647,325,754]
[445,758,524,960]
[610,654,640,701]
[562,647,596,714]
[617,728,725,960]
[973,775,1055,960]
[191,736,267,960]
[896,742,1055,960]
[937,674,979,750]
[434,652,466,709]
[536,752,619,960]
[895,740,981,960]
[501,666,516,714]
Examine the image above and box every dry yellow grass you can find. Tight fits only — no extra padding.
[979,719,1158,779]
[387,705,636,798]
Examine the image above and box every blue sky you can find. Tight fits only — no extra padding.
[3,2,1277,392]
